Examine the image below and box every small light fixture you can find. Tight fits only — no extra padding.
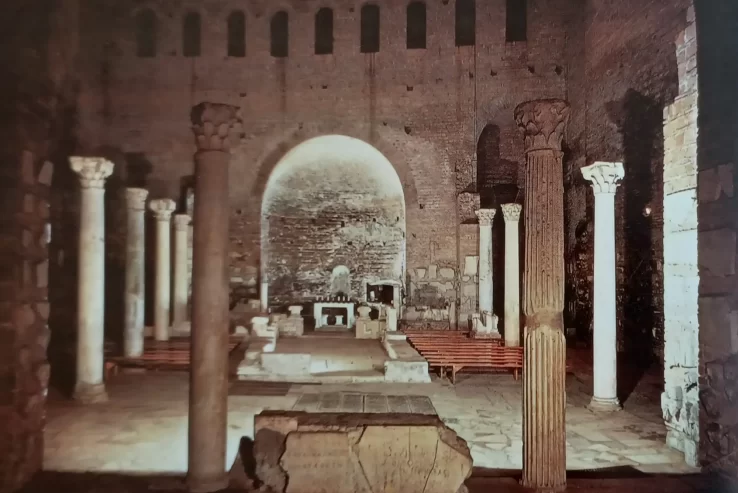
[643,206,652,217]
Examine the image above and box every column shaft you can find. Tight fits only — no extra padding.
[173,215,191,328]
[124,189,148,357]
[154,218,172,340]
[479,223,493,313]
[502,204,522,347]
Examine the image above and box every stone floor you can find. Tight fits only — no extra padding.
[43,363,698,476]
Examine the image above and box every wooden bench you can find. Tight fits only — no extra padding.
[106,336,242,371]
[423,346,524,383]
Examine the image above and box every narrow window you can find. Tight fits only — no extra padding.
[455,0,475,47]
[183,12,201,57]
[315,8,334,55]
[506,0,527,42]
[406,2,426,49]
[360,4,380,53]
[271,11,289,58]
[136,9,157,57]
[227,11,246,56]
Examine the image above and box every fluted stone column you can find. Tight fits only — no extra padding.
[515,99,570,492]
[70,157,114,404]
[582,162,624,412]
[188,102,241,493]
[475,209,496,315]
[501,203,522,347]
[124,188,149,357]
[149,199,176,341]
[173,214,191,331]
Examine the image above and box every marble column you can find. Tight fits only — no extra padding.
[188,102,240,493]
[501,203,522,347]
[149,199,176,341]
[260,280,268,312]
[515,99,570,492]
[124,188,149,358]
[173,214,191,330]
[582,162,624,412]
[475,208,496,315]
[70,157,114,404]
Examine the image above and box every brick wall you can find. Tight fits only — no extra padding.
[72,0,571,313]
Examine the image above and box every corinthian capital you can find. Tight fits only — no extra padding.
[475,208,496,226]
[149,199,176,221]
[514,99,571,153]
[69,157,114,189]
[190,102,242,152]
[581,161,625,194]
[125,188,149,210]
[173,214,191,230]
[501,203,522,222]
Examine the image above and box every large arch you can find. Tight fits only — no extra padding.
[260,135,406,304]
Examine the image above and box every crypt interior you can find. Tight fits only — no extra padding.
[0,0,737,492]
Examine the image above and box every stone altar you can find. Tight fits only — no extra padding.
[252,411,472,493]
[313,300,356,329]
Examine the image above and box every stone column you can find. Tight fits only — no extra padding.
[260,280,268,312]
[124,188,149,358]
[582,162,624,412]
[70,157,114,404]
[188,102,241,493]
[149,199,176,341]
[515,98,570,492]
[173,214,191,330]
[501,203,522,347]
[475,208,496,315]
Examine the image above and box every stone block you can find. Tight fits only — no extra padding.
[253,411,472,493]
[464,256,478,276]
[415,268,426,279]
[663,189,697,233]
[356,319,381,339]
[428,264,437,279]
[439,268,455,279]
[698,229,736,276]
[261,353,311,376]
[384,360,431,383]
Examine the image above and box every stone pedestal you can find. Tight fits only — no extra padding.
[475,209,496,315]
[173,214,191,331]
[386,306,398,332]
[123,188,148,358]
[70,157,114,404]
[149,199,176,341]
[501,203,522,347]
[582,162,624,412]
[515,98,570,491]
[187,102,240,493]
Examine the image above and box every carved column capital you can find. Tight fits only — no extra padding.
[501,203,523,222]
[125,188,149,210]
[173,214,191,230]
[475,208,496,226]
[191,102,242,152]
[514,99,571,153]
[581,161,625,194]
[69,157,114,188]
[149,199,176,221]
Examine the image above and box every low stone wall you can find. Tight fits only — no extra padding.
[252,411,472,493]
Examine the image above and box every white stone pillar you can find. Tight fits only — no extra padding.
[582,161,625,412]
[149,199,176,341]
[260,280,268,312]
[70,157,114,404]
[475,209,496,315]
[173,214,191,331]
[124,188,149,358]
[501,203,522,347]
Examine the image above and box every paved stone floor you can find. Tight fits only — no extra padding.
[43,363,698,477]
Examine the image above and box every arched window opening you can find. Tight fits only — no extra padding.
[315,8,334,55]
[136,9,157,57]
[183,12,201,57]
[361,4,380,53]
[506,0,527,42]
[271,11,289,58]
[406,2,426,49]
[227,11,246,57]
[455,0,475,47]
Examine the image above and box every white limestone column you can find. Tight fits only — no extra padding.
[173,214,191,330]
[475,209,496,314]
[501,203,522,347]
[70,157,114,404]
[582,161,625,412]
[149,199,176,341]
[124,188,149,357]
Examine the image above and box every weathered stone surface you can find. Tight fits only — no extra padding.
[253,412,472,493]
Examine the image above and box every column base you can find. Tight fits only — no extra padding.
[520,478,566,493]
[588,396,621,412]
[186,473,229,493]
[73,382,108,404]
